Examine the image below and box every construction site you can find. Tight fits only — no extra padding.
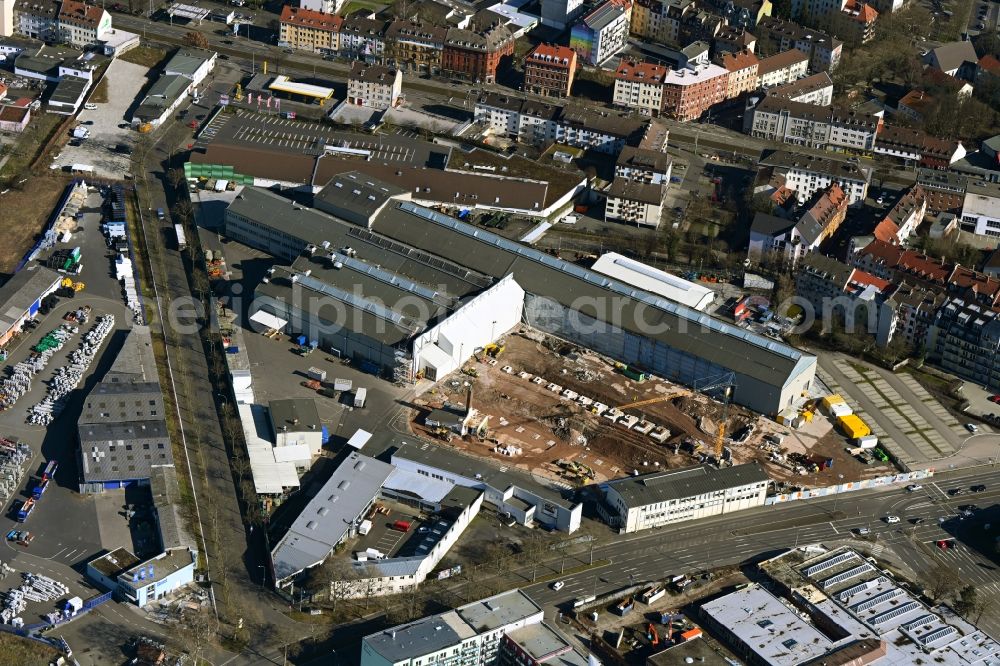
[571,565,747,664]
[410,329,893,488]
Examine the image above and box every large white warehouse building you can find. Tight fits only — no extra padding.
[225,178,816,414]
[591,252,715,311]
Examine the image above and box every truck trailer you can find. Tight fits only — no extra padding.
[17,498,35,522]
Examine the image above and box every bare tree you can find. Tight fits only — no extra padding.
[183,30,210,49]
[928,563,962,602]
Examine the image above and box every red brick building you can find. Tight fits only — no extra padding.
[660,62,730,121]
[523,44,577,97]
[441,23,514,83]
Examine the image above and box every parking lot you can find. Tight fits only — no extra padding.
[0,183,153,628]
[51,59,151,179]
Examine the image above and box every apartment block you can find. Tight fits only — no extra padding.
[570,0,632,65]
[718,49,759,98]
[279,5,342,54]
[442,23,514,83]
[347,61,402,109]
[523,43,577,97]
[384,20,446,73]
[758,48,809,87]
[755,17,842,71]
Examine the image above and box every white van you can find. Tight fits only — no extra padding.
[83,103,97,111]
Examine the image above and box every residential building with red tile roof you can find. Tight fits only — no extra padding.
[56,0,111,46]
[718,49,759,98]
[897,90,934,123]
[833,0,877,45]
[874,125,966,169]
[279,6,343,53]
[524,44,577,97]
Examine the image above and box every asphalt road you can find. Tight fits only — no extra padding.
[516,467,1000,633]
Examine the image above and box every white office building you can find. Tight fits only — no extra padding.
[601,463,770,533]
[361,590,544,666]
[961,180,1000,238]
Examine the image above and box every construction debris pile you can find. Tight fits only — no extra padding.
[27,314,114,426]
[0,324,78,411]
[1,572,69,625]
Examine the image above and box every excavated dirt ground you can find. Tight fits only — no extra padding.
[410,329,893,487]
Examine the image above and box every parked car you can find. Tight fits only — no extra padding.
[885,515,900,524]
[989,395,1000,403]
[971,484,987,492]
[949,488,965,496]
[911,517,924,525]
[906,484,923,492]
[856,527,871,535]
[17,532,33,546]
[6,530,21,541]
[965,423,979,433]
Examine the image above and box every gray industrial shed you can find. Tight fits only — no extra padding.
[374,202,816,415]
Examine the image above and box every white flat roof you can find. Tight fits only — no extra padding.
[269,75,334,99]
[665,62,729,86]
[240,403,301,495]
[591,252,714,310]
[168,3,210,19]
[702,584,833,665]
[347,429,373,450]
[250,309,287,331]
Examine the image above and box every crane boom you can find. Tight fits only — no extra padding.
[616,390,690,410]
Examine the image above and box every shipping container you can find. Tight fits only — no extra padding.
[837,414,871,439]
[307,367,326,382]
[820,394,845,412]
[856,435,878,449]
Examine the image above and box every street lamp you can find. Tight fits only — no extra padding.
[832,474,844,515]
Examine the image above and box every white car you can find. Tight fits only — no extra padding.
[856,527,871,535]
[551,581,564,591]
[906,484,923,492]
[83,103,97,111]
[965,423,979,433]
[886,515,900,524]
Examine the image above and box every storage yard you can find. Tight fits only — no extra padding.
[412,331,892,486]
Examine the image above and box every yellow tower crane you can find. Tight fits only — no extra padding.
[692,372,737,465]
